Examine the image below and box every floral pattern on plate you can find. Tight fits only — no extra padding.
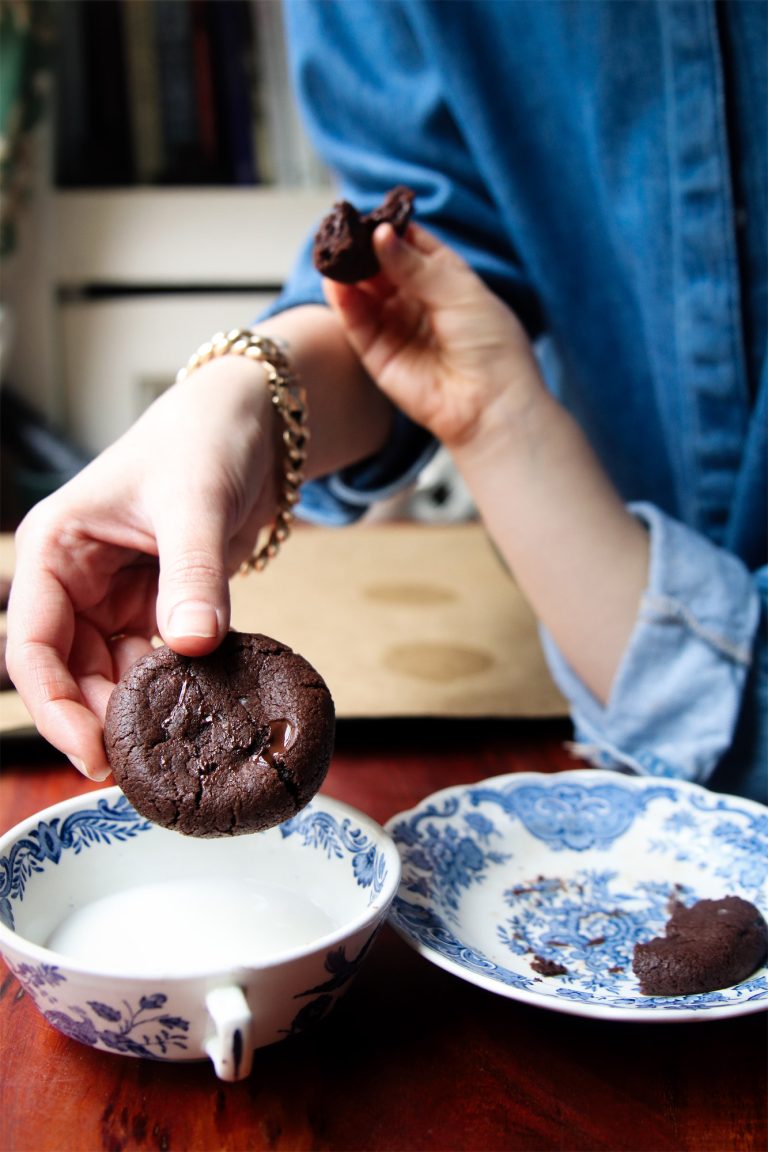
[385,771,768,1021]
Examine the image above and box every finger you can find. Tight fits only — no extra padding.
[324,276,425,386]
[19,666,112,782]
[8,639,112,781]
[7,557,112,780]
[71,632,153,733]
[110,632,154,679]
[401,221,443,254]
[354,270,400,304]
[153,495,232,656]
[69,621,151,723]
[373,222,473,307]
[323,279,381,342]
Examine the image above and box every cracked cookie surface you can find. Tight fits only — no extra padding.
[104,632,335,836]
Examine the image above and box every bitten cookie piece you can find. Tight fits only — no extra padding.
[312,185,415,283]
[632,896,768,996]
[104,631,335,837]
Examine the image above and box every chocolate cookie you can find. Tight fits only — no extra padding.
[312,185,415,283]
[104,631,335,837]
[632,896,768,996]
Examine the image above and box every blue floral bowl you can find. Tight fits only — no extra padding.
[0,786,400,1080]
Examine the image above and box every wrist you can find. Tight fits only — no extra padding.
[258,304,396,477]
[176,329,308,572]
[449,363,554,478]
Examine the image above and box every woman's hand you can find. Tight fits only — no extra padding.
[7,353,280,781]
[323,222,545,450]
[325,223,650,706]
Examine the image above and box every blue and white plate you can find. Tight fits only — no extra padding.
[384,770,768,1021]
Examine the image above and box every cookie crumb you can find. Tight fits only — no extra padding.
[530,955,568,977]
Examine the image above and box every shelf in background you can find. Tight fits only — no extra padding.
[53,187,331,289]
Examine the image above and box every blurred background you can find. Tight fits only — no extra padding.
[0,0,475,530]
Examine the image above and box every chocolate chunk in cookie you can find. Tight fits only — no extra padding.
[632,895,768,996]
[104,631,335,837]
[312,185,415,283]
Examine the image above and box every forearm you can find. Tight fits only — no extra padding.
[320,223,649,704]
[451,385,649,705]
[257,305,394,480]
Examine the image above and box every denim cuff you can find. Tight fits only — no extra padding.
[297,411,438,525]
[540,502,761,785]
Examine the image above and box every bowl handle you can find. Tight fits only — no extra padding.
[204,985,254,1081]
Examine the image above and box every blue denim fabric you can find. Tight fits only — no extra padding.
[296,411,437,525]
[262,1,766,800]
[540,505,765,803]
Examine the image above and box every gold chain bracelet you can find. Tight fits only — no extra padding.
[176,328,309,573]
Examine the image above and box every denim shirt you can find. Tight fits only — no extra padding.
[264,0,767,803]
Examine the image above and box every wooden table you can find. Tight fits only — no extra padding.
[1,719,766,1152]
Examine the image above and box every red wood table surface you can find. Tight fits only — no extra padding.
[1,719,766,1152]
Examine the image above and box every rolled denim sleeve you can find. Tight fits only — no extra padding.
[295,410,437,525]
[540,503,764,801]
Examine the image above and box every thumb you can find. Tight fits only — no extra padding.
[154,505,232,655]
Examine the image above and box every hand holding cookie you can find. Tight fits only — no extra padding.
[320,207,544,451]
[6,353,283,781]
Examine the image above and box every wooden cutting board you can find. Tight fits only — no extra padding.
[0,522,566,735]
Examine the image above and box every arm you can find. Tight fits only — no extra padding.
[324,224,649,704]
[6,305,393,780]
[326,224,764,801]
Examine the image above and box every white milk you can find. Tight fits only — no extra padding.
[47,878,339,973]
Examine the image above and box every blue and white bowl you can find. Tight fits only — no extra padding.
[0,786,400,1079]
[385,770,768,1021]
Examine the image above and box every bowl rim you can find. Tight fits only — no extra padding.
[0,785,402,980]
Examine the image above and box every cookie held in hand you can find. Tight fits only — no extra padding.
[312,185,416,283]
[104,631,335,837]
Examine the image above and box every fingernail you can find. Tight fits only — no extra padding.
[167,600,220,639]
[68,755,110,782]
[378,222,401,251]
[391,224,406,246]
